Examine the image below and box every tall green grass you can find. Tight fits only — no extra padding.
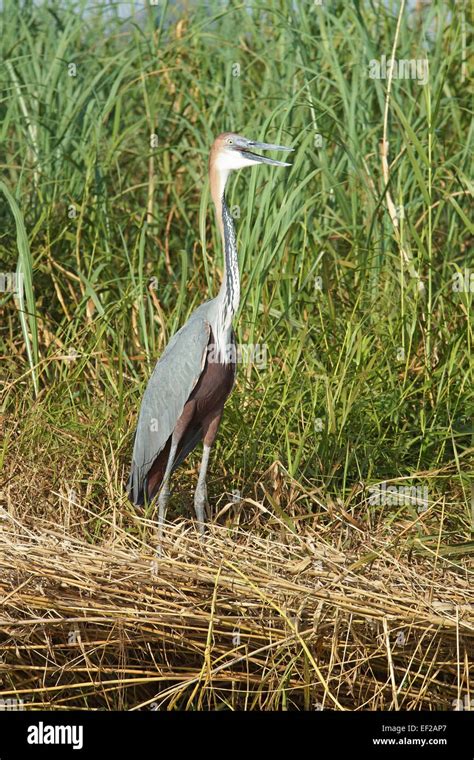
[1,0,472,555]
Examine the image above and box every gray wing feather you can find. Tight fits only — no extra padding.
[127,303,212,504]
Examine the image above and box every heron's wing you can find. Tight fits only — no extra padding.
[127,305,211,504]
[170,326,236,474]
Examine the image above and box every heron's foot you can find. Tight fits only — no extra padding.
[194,482,208,537]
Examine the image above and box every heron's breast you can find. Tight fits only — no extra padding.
[188,327,236,416]
[190,354,235,415]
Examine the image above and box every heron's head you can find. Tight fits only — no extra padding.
[210,132,293,174]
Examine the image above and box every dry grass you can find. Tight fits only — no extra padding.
[0,500,472,711]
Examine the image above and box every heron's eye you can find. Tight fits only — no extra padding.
[227,138,233,145]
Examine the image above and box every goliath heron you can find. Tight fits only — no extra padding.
[127,132,292,535]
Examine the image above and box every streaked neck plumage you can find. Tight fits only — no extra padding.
[210,163,240,363]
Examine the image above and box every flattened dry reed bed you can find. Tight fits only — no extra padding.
[0,519,472,710]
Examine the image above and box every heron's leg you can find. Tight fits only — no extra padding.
[194,444,211,534]
[194,410,222,535]
[156,400,197,542]
[157,440,178,540]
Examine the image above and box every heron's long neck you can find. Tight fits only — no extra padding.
[217,193,240,321]
[210,163,240,326]
[210,165,240,362]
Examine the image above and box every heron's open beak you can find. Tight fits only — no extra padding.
[240,140,293,167]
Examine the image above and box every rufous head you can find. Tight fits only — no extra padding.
[210,132,293,173]
[208,131,293,211]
